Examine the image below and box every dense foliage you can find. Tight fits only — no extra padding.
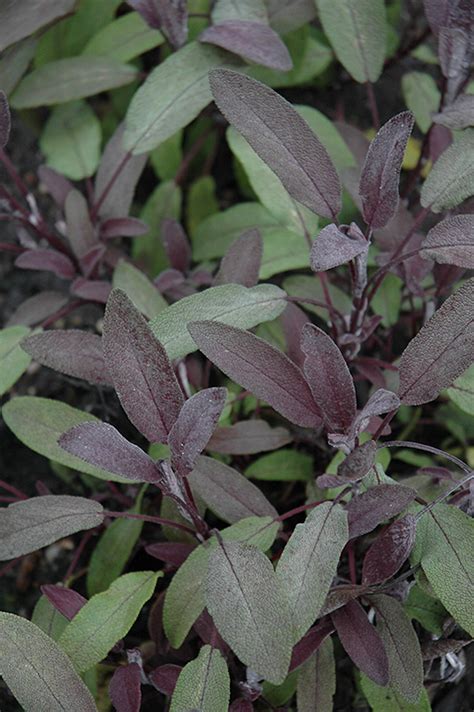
[0,1,474,710]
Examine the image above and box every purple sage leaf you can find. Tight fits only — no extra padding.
[421,214,474,268]
[101,217,149,239]
[109,663,142,712]
[301,323,356,432]
[347,484,417,540]
[6,291,68,327]
[207,420,292,455]
[433,94,474,129]
[127,0,188,49]
[64,190,97,259]
[209,69,341,219]
[359,111,415,230]
[214,228,263,288]
[71,278,111,304]
[200,21,292,71]
[362,514,417,585]
[160,218,191,272]
[103,289,184,442]
[15,249,75,280]
[310,223,368,272]
[337,440,377,481]
[0,90,11,147]
[41,585,87,621]
[188,320,322,428]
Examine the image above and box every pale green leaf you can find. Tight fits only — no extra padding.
[206,541,293,684]
[113,260,167,320]
[447,364,474,415]
[40,100,101,180]
[149,283,287,360]
[404,585,447,635]
[163,516,279,648]
[297,105,356,172]
[2,397,132,483]
[212,0,268,23]
[276,502,348,641]
[360,674,432,712]
[32,595,68,641]
[315,0,387,83]
[0,612,97,712]
[187,175,220,236]
[259,228,311,278]
[87,487,146,596]
[372,594,423,704]
[124,42,235,154]
[59,571,160,673]
[412,504,474,635]
[134,180,182,274]
[150,129,183,181]
[170,645,230,712]
[402,72,440,133]
[421,130,474,212]
[283,274,352,320]
[263,670,298,706]
[0,325,31,396]
[371,273,403,327]
[12,57,137,108]
[297,637,336,711]
[246,449,313,481]
[82,12,164,62]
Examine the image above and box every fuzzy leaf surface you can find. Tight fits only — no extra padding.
[347,484,417,539]
[170,645,230,712]
[421,214,474,268]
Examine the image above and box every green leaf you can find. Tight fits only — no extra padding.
[402,72,440,133]
[0,325,31,396]
[371,594,423,704]
[259,229,311,278]
[245,449,313,481]
[0,0,76,53]
[59,571,160,673]
[212,0,268,22]
[187,176,220,237]
[150,283,287,360]
[447,364,474,415]
[170,645,230,712]
[112,260,167,320]
[371,273,403,327]
[134,180,182,274]
[404,584,447,635]
[12,57,137,108]
[360,674,431,712]
[315,0,387,83]
[297,637,336,711]
[87,487,146,596]
[163,516,279,648]
[276,502,348,641]
[0,612,97,712]
[263,670,298,706]
[124,42,235,154]
[283,274,352,320]
[421,130,474,212]
[206,540,293,684]
[150,129,183,181]
[2,397,132,483]
[296,105,356,172]
[82,12,164,62]
[412,504,474,635]
[32,594,68,641]
[227,126,319,235]
[39,100,101,181]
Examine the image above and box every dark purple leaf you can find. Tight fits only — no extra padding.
[423,0,451,34]
[316,473,351,489]
[145,542,193,567]
[280,302,309,369]
[301,323,356,433]
[319,585,368,617]
[15,249,75,280]
[438,26,472,99]
[433,94,474,129]
[93,123,148,220]
[149,664,182,695]
[359,112,415,230]
[0,90,11,147]
[347,484,417,540]
[200,20,292,71]
[64,190,97,259]
[352,388,401,437]
[189,455,277,523]
[399,278,474,405]
[79,244,106,279]
[188,321,322,429]
[127,0,188,49]
[41,585,87,621]
[154,268,185,294]
[0,495,104,561]
[362,514,417,585]
[229,700,254,712]
[193,609,229,655]
[0,0,76,52]
[209,69,341,220]
[429,123,452,163]
[310,223,368,272]
[168,387,227,476]
[103,289,184,442]
[6,291,68,327]
[109,663,142,712]
[38,165,73,208]
[59,422,161,484]
[267,0,316,35]
[338,440,377,481]
[421,214,474,268]
[207,420,292,455]
[421,638,471,660]
[214,229,263,288]
[101,217,148,239]
[21,330,110,385]
[331,600,389,686]
[289,618,335,671]
[71,277,111,304]
[160,218,191,272]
